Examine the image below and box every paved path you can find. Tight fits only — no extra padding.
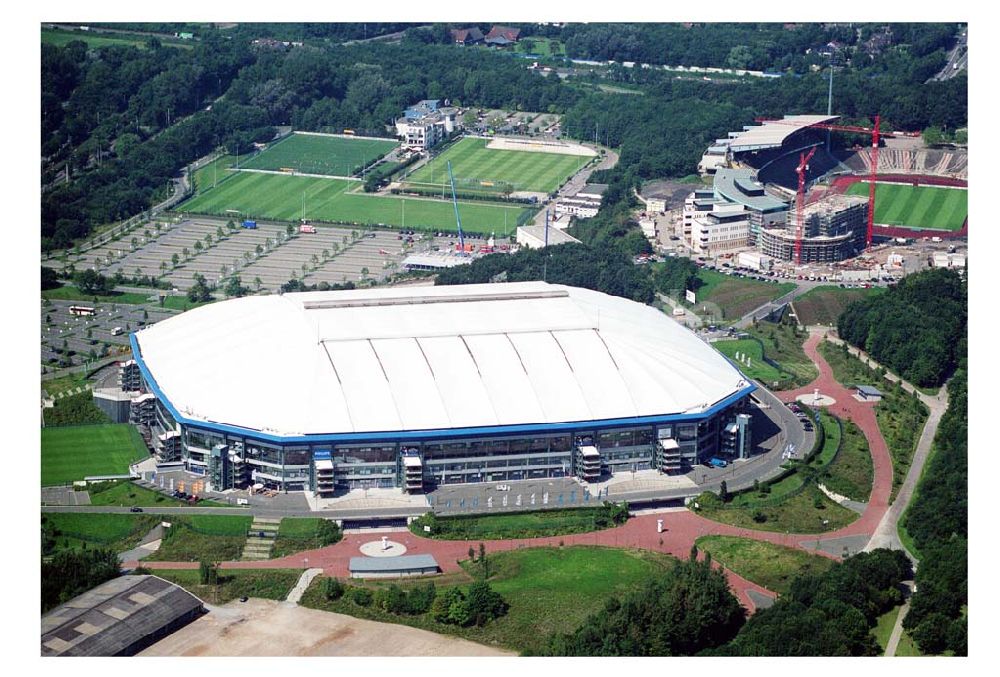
[285,568,324,605]
[126,329,944,616]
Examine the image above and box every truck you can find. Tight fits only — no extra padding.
[299,224,316,234]
[931,236,942,243]
[242,220,257,229]
[708,457,728,468]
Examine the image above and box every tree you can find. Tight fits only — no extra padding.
[188,273,212,303]
[253,276,262,291]
[205,234,213,248]
[198,560,219,585]
[224,275,248,298]
[217,225,225,239]
[227,220,236,232]
[324,577,345,600]
[719,480,729,503]
[171,253,180,268]
[41,266,60,290]
[194,240,203,252]
[41,548,121,613]
[74,269,112,295]
[159,261,167,275]
[286,223,295,237]
[360,266,370,279]
[922,126,944,146]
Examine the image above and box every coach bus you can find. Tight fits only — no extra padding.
[69,305,96,317]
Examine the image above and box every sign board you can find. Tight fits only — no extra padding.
[685,289,696,304]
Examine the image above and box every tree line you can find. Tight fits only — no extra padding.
[837,268,966,388]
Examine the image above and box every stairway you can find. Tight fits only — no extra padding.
[240,517,280,560]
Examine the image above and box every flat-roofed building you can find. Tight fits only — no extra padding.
[516,225,581,249]
[688,202,751,256]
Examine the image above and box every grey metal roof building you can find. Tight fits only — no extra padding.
[349,554,440,578]
[713,168,788,213]
[41,575,204,657]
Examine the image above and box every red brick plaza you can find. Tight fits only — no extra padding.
[132,333,895,612]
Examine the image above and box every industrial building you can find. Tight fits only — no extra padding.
[759,194,868,263]
[686,201,751,256]
[516,224,581,249]
[41,576,204,657]
[127,282,755,497]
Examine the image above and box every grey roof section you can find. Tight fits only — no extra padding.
[714,168,789,213]
[578,183,608,196]
[41,575,204,657]
[857,385,883,396]
[349,554,440,572]
[518,225,582,246]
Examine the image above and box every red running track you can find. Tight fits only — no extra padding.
[131,333,895,614]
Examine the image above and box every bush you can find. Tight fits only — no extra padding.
[324,577,344,600]
[752,510,767,523]
[374,584,408,614]
[405,582,437,615]
[352,587,373,607]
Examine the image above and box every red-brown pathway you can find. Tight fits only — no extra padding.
[131,332,897,613]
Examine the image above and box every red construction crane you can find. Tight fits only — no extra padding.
[794,146,818,265]
[753,116,892,249]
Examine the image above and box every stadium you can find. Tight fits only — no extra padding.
[697,115,969,259]
[128,282,755,496]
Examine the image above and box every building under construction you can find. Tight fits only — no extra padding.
[759,194,868,263]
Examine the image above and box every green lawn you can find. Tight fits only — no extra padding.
[818,341,928,502]
[406,137,591,194]
[179,170,530,235]
[515,37,565,57]
[146,515,253,562]
[746,320,818,388]
[41,373,90,398]
[300,546,675,653]
[894,628,924,656]
[695,535,835,596]
[85,480,229,508]
[42,28,192,50]
[42,513,159,554]
[873,605,901,653]
[150,568,303,605]
[696,485,858,534]
[192,154,236,194]
[792,285,886,326]
[820,416,874,503]
[846,182,967,232]
[712,338,788,384]
[688,269,795,322]
[271,518,342,558]
[411,506,624,541]
[241,133,398,177]
[41,424,148,486]
[42,284,154,305]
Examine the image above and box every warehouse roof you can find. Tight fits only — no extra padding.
[349,554,439,573]
[41,575,203,657]
[133,282,751,439]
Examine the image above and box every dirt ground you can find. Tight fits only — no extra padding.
[139,599,514,657]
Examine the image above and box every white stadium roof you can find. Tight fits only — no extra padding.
[726,115,838,153]
[134,282,748,437]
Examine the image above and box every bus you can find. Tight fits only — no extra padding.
[68,305,96,317]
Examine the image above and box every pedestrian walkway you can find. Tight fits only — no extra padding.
[241,517,280,561]
[128,329,941,615]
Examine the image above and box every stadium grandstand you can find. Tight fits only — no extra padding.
[126,283,756,496]
[843,147,967,180]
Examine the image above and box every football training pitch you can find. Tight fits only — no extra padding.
[405,137,591,194]
[41,424,149,486]
[180,171,532,235]
[240,133,398,177]
[846,181,967,231]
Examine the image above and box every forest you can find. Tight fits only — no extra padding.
[837,268,966,387]
[42,22,965,253]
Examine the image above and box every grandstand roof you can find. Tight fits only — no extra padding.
[714,168,789,213]
[133,283,750,439]
[727,115,838,153]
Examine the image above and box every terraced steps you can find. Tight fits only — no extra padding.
[240,517,281,560]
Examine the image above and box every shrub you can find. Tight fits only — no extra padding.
[352,587,373,607]
[374,584,407,614]
[752,510,767,523]
[324,577,344,600]
[406,582,437,615]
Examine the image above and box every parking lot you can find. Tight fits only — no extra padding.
[41,299,176,369]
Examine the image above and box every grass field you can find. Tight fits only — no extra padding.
[746,321,818,388]
[695,536,835,596]
[818,341,928,502]
[873,605,901,653]
[846,181,968,231]
[271,518,341,558]
[41,424,148,486]
[42,284,154,305]
[411,506,625,541]
[515,37,566,57]
[406,137,590,194]
[180,170,530,235]
[42,28,192,50]
[820,416,873,503]
[43,513,159,554]
[300,546,675,653]
[688,269,796,322]
[241,133,398,177]
[792,285,886,326]
[147,515,253,562]
[152,569,303,605]
[697,484,857,534]
[712,338,788,384]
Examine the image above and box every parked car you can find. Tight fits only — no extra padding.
[129,506,143,513]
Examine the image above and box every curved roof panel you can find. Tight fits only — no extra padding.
[133,282,749,436]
